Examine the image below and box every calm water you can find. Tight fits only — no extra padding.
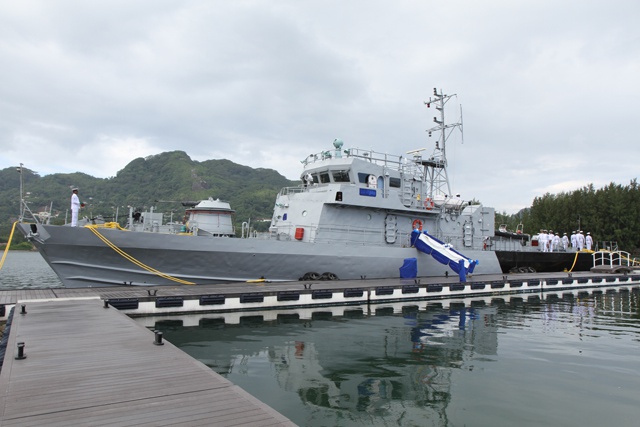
[0,251,63,289]
[145,290,640,427]
[2,254,639,426]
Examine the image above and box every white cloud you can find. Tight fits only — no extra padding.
[1,0,639,214]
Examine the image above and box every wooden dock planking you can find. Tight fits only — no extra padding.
[0,298,296,426]
[0,289,58,305]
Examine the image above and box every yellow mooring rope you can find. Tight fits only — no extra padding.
[567,251,582,272]
[0,221,18,271]
[568,249,598,272]
[86,225,195,285]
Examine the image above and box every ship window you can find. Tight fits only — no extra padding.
[302,172,318,184]
[332,170,350,182]
[357,173,369,184]
[319,172,331,183]
[389,177,401,188]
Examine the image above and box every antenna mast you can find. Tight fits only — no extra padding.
[17,163,25,222]
[423,88,462,198]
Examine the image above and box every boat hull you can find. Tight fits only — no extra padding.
[495,250,593,273]
[19,223,504,288]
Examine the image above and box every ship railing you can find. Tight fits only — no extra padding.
[278,186,306,197]
[593,250,638,268]
[347,148,404,166]
[278,185,336,197]
[301,147,426,174]
[595,241,619,252]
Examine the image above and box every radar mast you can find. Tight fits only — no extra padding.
[423,88,463,198]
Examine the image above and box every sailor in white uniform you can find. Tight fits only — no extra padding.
[585,232,593,250]
[552,232,560,252]
[576,231,585,251]
[539,230,548,252]
[304,172,314,186]
[570,231,577,250]
[562,233,569,251]
[70,187,81,227]
[537,230,543,252]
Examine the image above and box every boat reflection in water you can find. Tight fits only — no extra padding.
[139,286,640,427]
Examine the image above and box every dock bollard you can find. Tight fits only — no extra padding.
[15,342,26,360]
[20,304,27,315]
[153,331,164,346]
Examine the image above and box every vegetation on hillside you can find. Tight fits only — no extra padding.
[0,152,298,244]
[496,179,640,254]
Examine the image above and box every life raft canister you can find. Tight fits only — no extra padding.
[424,198,434,210]
[412,219,423,231]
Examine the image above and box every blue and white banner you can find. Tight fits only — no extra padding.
[411,230,478,282]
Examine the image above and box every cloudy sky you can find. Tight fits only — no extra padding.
[1,1,638,213]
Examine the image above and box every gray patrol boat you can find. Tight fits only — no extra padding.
[18,90,504,288]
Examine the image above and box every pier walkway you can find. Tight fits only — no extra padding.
[1,272,639,425]
[1,271,640,320]
[0,298,295,426]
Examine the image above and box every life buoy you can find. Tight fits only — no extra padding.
[412,219,423,231]
[424,198,434,210]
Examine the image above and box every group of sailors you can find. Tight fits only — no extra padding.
[538,229,594,252]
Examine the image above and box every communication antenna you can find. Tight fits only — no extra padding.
[16,164,39,223]
[423,88,463,197]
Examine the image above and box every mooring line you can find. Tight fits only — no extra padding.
[86,225,195,285]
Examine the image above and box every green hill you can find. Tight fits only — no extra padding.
[0,151,298,240]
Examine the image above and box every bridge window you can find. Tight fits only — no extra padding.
[332,170,350,182]
[319,172,331,183]
[389,177,401,188]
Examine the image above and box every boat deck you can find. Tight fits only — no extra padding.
[0,298,295,426]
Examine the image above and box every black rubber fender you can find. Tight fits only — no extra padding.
[301,272,320,281]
